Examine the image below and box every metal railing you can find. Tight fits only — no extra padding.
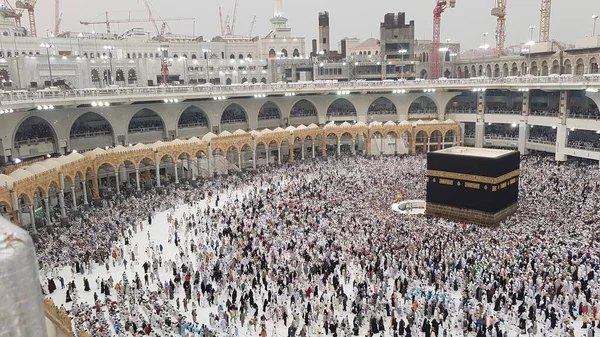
[569,114,600,120]
[527,139,556,145]
[14,137,53,146]
[3,75,600,103]
[567,144,600,152]
[70,131,112,138]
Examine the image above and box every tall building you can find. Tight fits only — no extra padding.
[379,12,415,60]
[318,11,330,54]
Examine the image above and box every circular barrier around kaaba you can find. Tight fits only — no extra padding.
[391,200,426,215]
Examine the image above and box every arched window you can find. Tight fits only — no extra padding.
[247,53,252,59]
[238,54,244,59]
[128,69,137,81]
[230,54,235,59]
[191,54,197,59]
[293,48,300,57]
[281,49,288,57]
[91,69,99,82]
[115,69,125,82]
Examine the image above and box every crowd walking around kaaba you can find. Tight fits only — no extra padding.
[34,154,600,337]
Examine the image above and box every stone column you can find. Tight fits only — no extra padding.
[207,146,213,176]
[213,154,218,176]
[92,174,100,199]
[173,161,179,182]
[336,139,341,156]
[82,181,89,205]
[188,156,195,180]
[366,137,371,156]
[352,139,356,155]
[29,203,37,233]
[278,147,282,164]
[475,90,486,148]
[58,190,66,218]
[197,157,203,177]
[312,142,315,158]
[43,197,51,225]
[154,151,161,187]
[115,172,121,195]
[238,152,242,170]
[135,169,141,191]
[10,190,18,226]
[474,122,485,148]
[266,149,270,165]
[289,143,294,162]
[71,186,77,208]
[555,125,568,162]
[555,91,568,162]
[301,144,305,160]
[518,122,530,155]
[252,151,257,169]
[17,205,23,227]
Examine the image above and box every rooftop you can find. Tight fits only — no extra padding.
[435,146,515,159]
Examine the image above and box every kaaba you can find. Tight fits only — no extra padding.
[425,147,520,227]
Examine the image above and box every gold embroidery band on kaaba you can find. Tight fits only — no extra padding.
[426,169,520,185]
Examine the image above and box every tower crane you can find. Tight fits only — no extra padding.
[431,0,456,80]
[219,7,225,36]
[491,0,506,56]
[539,0,551,42]
[229,0,239,35]
[54,0,62,34]
[142,0,160,36]
[0,1,23,28]
[249,15,256,36]
[15,0,37,37]
[80,14,195,35]
[219,0,240,36]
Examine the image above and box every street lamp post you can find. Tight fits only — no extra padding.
[202,48,211,84]
[529,25,536,42]
[40,42,54,86]
[593,15,599,36]
[480,33,489,50]
[11,29,21,89]
[180,56,188,85]
[103,45,115,85]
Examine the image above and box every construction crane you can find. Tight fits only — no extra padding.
[15,0,37,37]
[491,0,506,56]
[0,1,23,28]
[219,0,240,36]
[249,15,256,36]
[80,14,195,35]
[142,0,160,36]
[54,0,62,34]
[431,0,456,80]
[219,7,225,36]
[539,0,551,42]
[229,0,239,35]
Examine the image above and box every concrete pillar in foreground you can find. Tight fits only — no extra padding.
[0,217,48,337]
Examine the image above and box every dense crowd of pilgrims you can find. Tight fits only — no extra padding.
[32,152,600,337]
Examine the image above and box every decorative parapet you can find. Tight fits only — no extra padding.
[43,298,74,337]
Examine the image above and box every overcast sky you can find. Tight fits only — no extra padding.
[35,0,598,51]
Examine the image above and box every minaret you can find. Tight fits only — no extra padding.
[270,0,288,29]
[274,0,283,17]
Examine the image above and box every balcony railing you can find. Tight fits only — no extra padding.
[3,75,600,103]
[569,114,600,120]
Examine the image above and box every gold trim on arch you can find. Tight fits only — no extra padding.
[426,169,520,184]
